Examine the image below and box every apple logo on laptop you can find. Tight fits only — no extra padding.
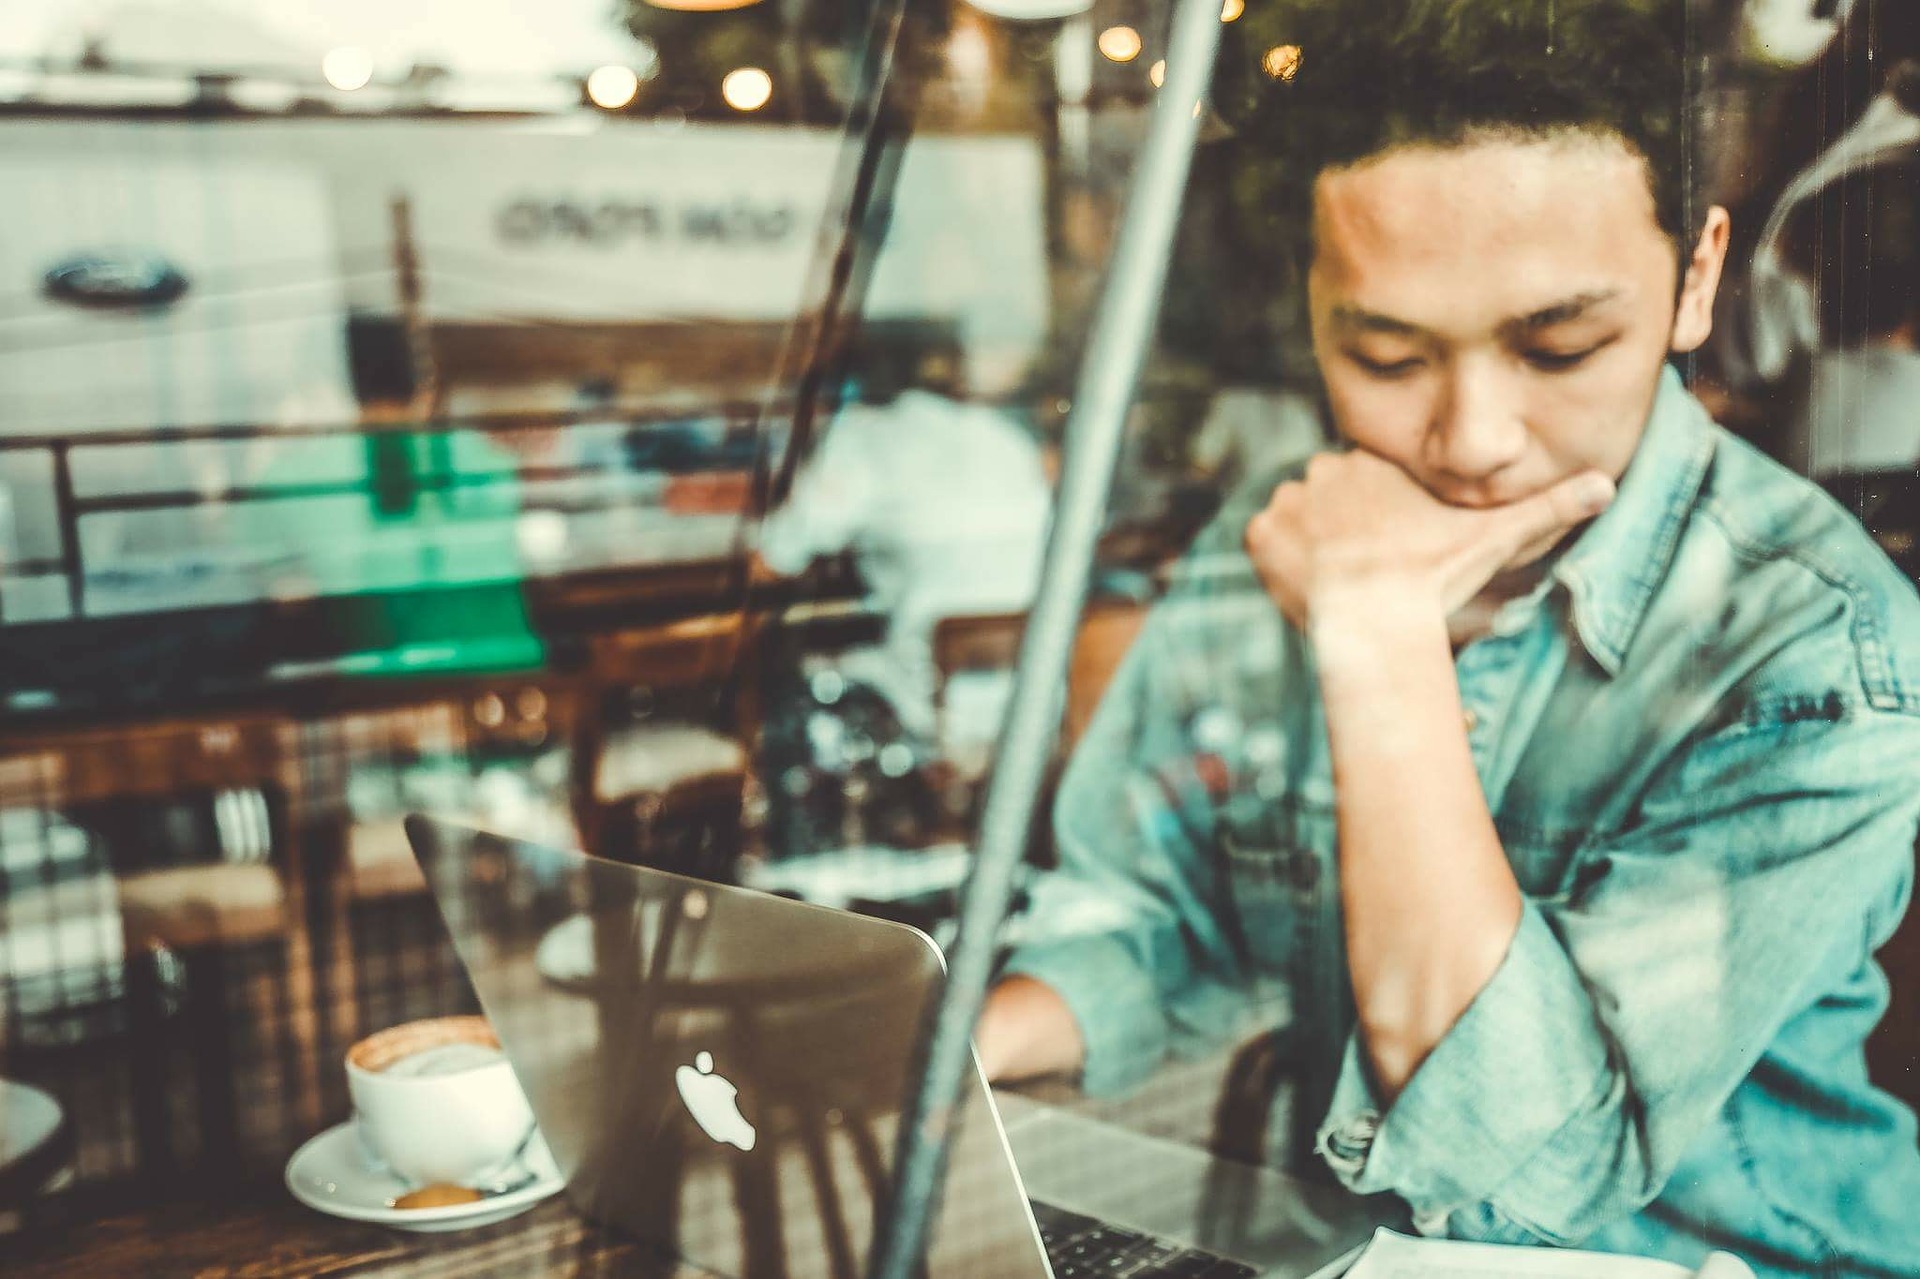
[675,1051,757,1151]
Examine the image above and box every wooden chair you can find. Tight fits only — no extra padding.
[1868,836,1920,1125]
[311,700,475,907]
[1834,472,1920,1127]
[0,715,322,1183]
[931,612,1028,690]
[922,602,1147,866]
[574,615,755,876]
[927,599,1147,757]
[930,612,1029,795]
[1063,600,1149,754]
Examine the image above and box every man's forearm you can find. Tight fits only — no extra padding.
[1311,599,1524,1100]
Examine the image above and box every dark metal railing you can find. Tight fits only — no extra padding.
[0,399,780,626]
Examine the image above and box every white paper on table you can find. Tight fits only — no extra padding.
[1342,1228,1757,1279]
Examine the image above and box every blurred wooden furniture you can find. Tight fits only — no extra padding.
[925,602,1146,863]
[931,612,1027,691]
[306,679,591,1073]
[0,1192,711,1278]
[930,611,1028,789]
[1835,472,1920,1128]
[928,599,1148,758]
[1868,836,1920,1122]
[1064,601,1148,753]
[0,714,321,1181]
[317,690,571,906]
[575,614,755,876]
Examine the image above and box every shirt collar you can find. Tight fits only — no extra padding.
[1552,364,1717,677]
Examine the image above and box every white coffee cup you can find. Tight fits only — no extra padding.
[345,1015,536,1188]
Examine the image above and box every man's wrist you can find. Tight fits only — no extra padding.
[1308,586,1450,679]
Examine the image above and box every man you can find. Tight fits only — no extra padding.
[1781,163,1920,481]
[756,383,1053,742]
[975,1,1920,1272]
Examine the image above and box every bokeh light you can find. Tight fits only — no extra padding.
[322,46,375,92]
[1097,26,1143,64]
[586,64,640,109]
[1262,44,1303,81]
[721,66,773,111]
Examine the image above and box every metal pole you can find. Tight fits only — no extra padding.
[389,195,440,421]
[867,0,1226,1274]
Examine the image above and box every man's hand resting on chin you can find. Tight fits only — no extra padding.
[1241,449,1615,650]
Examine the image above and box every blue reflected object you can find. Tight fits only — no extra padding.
[42,253,190,310]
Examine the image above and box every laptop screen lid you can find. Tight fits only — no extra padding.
[403,814,1053,1279]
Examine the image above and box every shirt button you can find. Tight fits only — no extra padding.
[1462,708,1480,733]
[1316,1109,1381,1173]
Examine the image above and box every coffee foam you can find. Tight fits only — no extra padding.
[349,1015,503,1075]
[382,1042,505,1079]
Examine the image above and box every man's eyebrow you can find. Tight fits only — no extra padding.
[1326,289,1624,340]
[1502,289,1623,333]
[1326,304,1424,336]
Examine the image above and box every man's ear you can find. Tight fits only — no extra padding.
[1671,207,1732,354]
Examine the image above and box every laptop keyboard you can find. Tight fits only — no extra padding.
[1030,1200,1260,1279]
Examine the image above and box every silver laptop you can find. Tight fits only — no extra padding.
[404,814,1376,1279]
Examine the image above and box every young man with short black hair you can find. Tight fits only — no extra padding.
[977,2,1920,1271]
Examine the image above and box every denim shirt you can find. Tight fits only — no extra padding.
[1004,368,1920,1277]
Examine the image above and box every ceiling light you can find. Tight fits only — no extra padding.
[322,46,374,92]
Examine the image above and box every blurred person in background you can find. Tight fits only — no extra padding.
[754,364,1053,743]
[975,1,1920,1273]
[1780,162,1920,481]
[748,359,1053,858]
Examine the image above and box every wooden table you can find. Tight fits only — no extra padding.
[0,1056,1300,1279]
[0,1191,712,1278]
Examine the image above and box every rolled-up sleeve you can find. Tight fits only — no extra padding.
[1316,708,1920,1243]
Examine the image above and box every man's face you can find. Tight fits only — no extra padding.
[1307,135,1724,511]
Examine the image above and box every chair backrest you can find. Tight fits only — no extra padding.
[927,604,1150,755]
[929,611,1029,766]
[926,603,1149,751]
[1,716,296,809]
[930,612,1028,687]
[1830,471,1920,1121]
[1063,602,1149,754]
[1868,836,1920,1122]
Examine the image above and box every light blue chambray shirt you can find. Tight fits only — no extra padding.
[1004,367,1920,1277]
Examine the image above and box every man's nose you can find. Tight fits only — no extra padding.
[1429,358,1529,485]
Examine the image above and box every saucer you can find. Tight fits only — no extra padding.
[0,1079,74,1203]
[284,1121,563,1232]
